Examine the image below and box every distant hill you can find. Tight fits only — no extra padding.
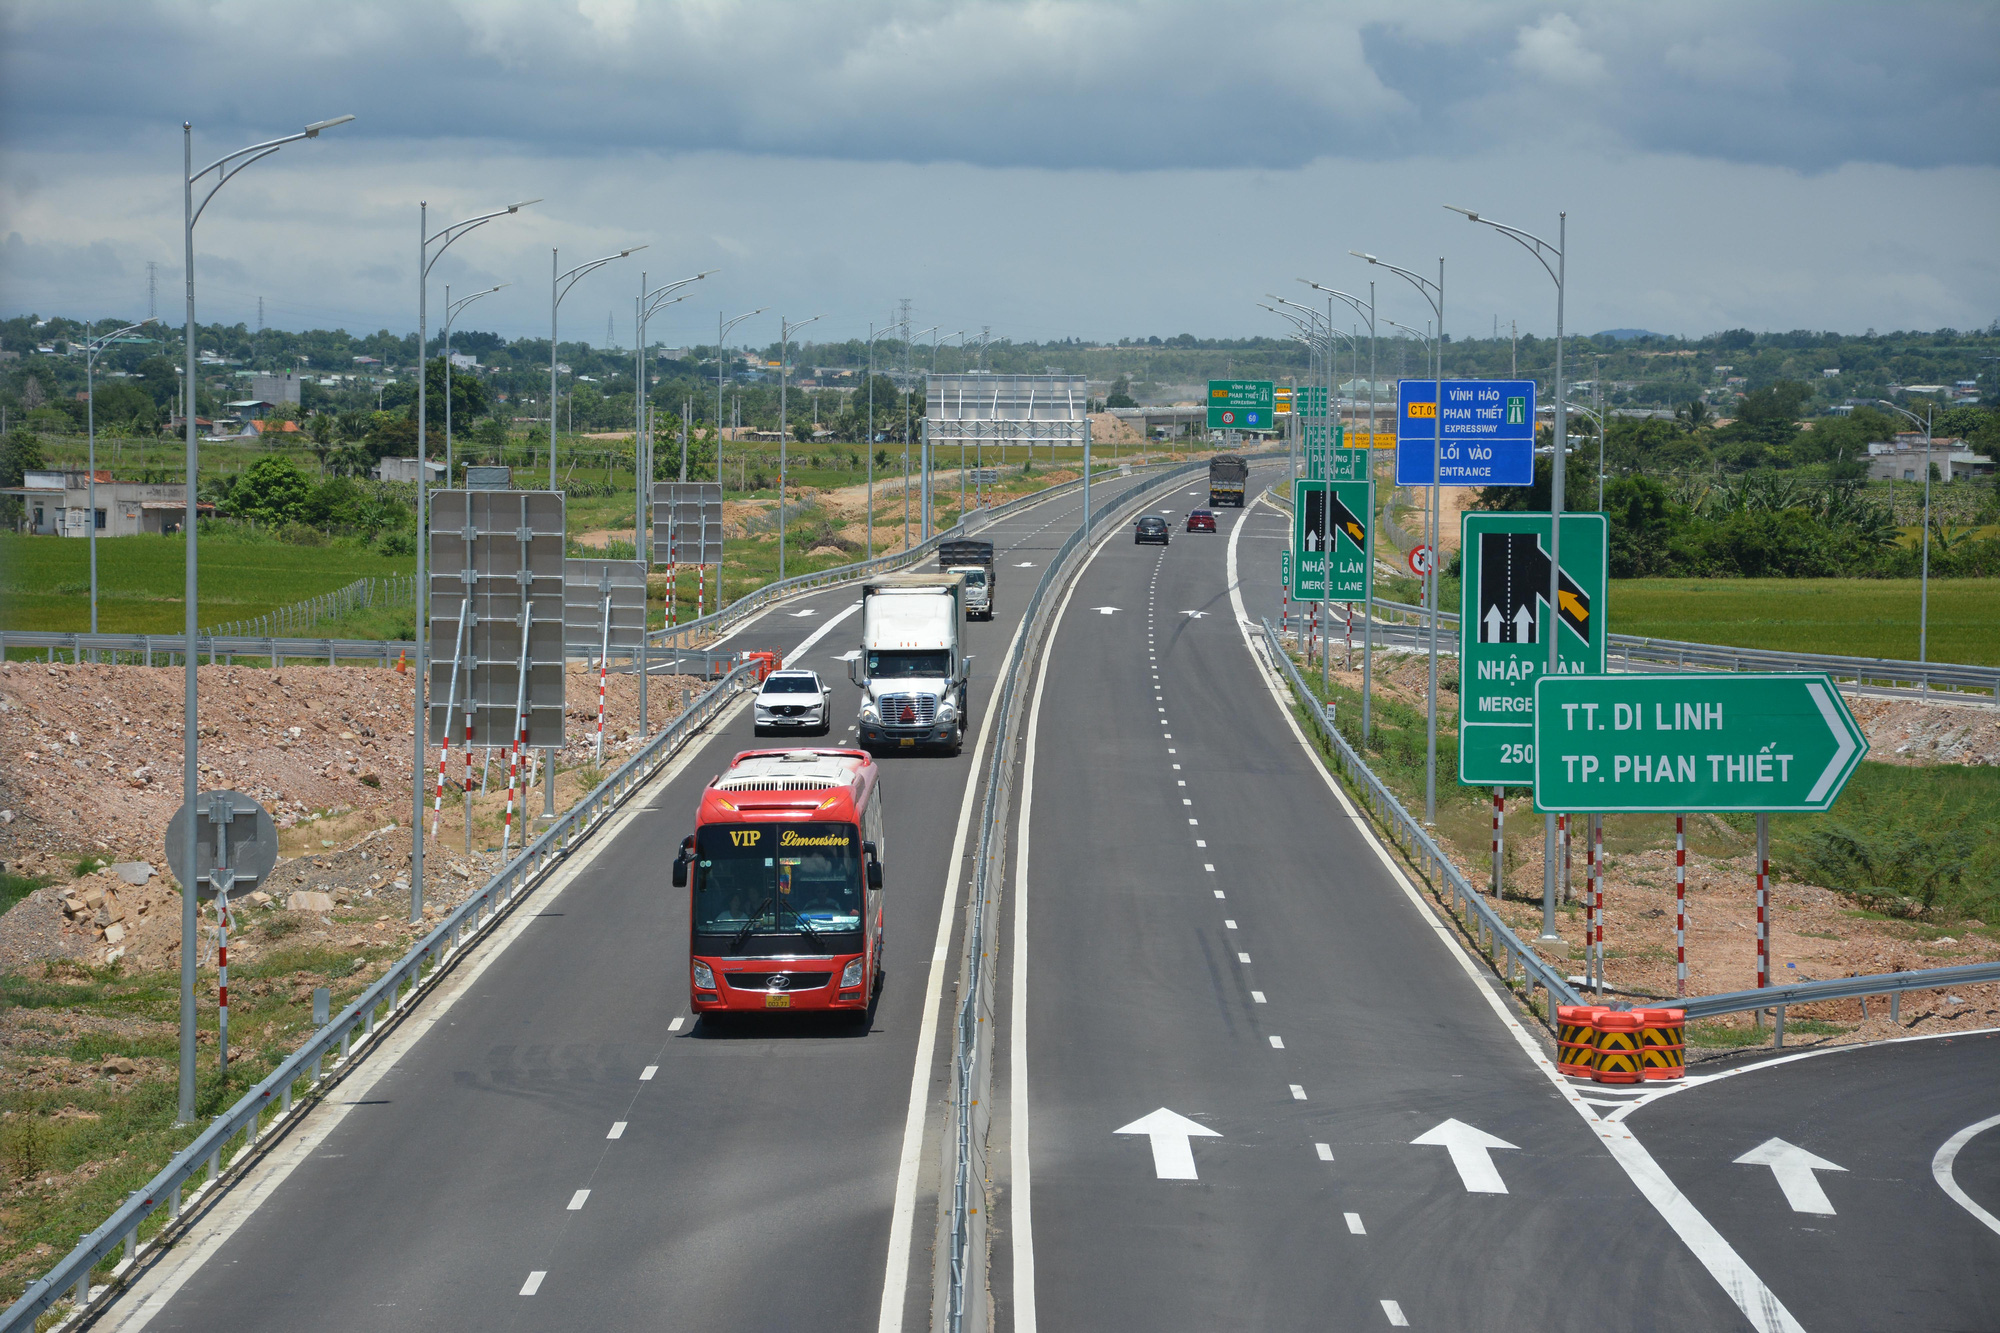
[1593,328,1666,341]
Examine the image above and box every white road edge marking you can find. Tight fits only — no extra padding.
[1934,1113,2000,1237]
[641,1064,659,1080]
[607,1122,627,1140]
[877,562,1034,1333]
[567,1190,590,1210]
[1225,496,1807,1333]
[1345,1211,1365,1233]
[521,1271,546,1296]
[1008,504,1138,1333]
[99,685,753,1333]
[1381,1297,1408,1326]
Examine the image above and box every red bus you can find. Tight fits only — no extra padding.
[672,748,886,1016]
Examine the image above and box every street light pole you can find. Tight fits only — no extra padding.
[1305,279,1378,741]
[415,199,536,928]
[633,269,714,562]
[1354,251,1445,827]
[776,314,821,580]
[549,244,645,490]
[714,307,767,504]
[83,318,154,637]
[864,319,898,558]
[1873,399,1937,662]
[180,113,353,1125]
[1447,204,1567,939]
[443,283,506,482]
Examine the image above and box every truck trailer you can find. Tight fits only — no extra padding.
[849,572,968,754]
[1209,454,1249,507]
[938,538,996,619]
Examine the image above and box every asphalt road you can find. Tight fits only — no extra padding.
[111,469,1170,1333]
[996,472,1757,1332]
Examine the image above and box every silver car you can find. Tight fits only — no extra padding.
[753,669,832,737]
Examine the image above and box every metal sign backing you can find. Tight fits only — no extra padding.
[652,482,724,566]
[427,489,567,747]
[562,558,649,655]
[165,791,278,899]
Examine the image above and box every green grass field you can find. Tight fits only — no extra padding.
[0,533,416,636]
[1607,578,2000,666]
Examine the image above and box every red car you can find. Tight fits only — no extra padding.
[1186,509,1217,533]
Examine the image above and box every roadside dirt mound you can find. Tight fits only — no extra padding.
[1848,695,2000,767]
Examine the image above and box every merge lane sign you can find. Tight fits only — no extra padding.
[1458,511,1607,787]
[1532,673,1868,813]
[1396,379,1536,486]
[1208,380,1275,431]
[1292,479,1371,602]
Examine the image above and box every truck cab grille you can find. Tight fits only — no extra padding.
[878,693,937,728]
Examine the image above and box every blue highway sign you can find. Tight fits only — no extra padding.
[1395,379,1536,486]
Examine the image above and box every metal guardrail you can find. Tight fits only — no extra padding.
[1259,616,1583,1020]
[1677,960,2000,1045]
[941,461,1210,1333]
[0,657,764,1332]
[3,629,418,667]
[1364,595,1999,700]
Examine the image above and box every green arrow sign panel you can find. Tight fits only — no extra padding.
[1458,511,1607,786]
[1531,672,1868,813]
[1292,479,1371,602]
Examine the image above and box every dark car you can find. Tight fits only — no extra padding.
[1186,509,1216,533]
[1135,516,1170,545]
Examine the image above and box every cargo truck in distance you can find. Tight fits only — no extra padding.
[849,572,969,754]
[938,538,996,619]
[1209,454,1249,507]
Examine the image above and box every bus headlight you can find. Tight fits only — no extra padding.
[692,961,716,990]
[840,958,864,988]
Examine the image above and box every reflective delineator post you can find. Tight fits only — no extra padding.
[216,887,230,1075]
[1591,815,1605,994]
[1755,812,1770,992]
[1675,815,1687,997]
[1558,813,1571,905]
[432,605,468,839]
[1490,787,1504,897]
[1583,817,1597,995]
[593,591,611,766]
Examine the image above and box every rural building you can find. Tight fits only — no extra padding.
[252,372,305,404]
[371,457,448,484]
[3,469,213,536]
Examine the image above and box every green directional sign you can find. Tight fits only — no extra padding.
[1208,380,1276,431]
[1280,549,1291,590]
[1458,511,1607,786]
[1531,673,1868,813]
[1292,479,1372,602]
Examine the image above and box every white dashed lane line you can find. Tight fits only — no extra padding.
[1317,1143,1335,1161]
[567,1190,590,1210]
[1269,1035,1285,1049]
[1345,1212,1366,1233]
[641,1065,658,1080]
[520,1271,547,1296]
[607,1121,627,1140]
[1290,1084,1307,1100]
[1381,1299,1409,1326]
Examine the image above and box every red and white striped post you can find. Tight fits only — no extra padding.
[502,734,519,850]
[1675,814,1687,997]
[1592,815,1605,993]
[1582,816,1597,994]
[1755,812,1770,994]
[696,564,706,621]
[1490,787,1504,896]
[1558,813,1570,905]
[216,889,230,1075]
[462,704,474,854]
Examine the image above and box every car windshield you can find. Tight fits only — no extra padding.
[868,649,949,678]
[694,822,862,938]
[1139,518,1165,530]
[762,676,819,694]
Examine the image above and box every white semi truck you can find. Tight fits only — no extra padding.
[850,571,968,754]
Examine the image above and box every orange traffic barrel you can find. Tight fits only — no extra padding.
[743,650,780,682]
[1636,1009,1687,1081]
[1593,1012,1643,1083]
[1556,1005,1608,1078]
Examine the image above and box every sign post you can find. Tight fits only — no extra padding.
[1207,380,1275,432]
[166,791,277,1079]
[1458,512,1607,787]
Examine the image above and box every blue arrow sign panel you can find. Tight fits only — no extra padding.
[1395,379,1536,487]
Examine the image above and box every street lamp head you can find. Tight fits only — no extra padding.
[1444,205,1478,221]
[505,198,543,212]
[303,114,356,137]
[1351,250,1377,264]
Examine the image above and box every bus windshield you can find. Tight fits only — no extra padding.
[694,822,863,942]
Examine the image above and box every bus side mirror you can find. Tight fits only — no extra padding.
[864,840,883,890]
[671,835,693,888]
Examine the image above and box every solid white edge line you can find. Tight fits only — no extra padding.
[875,580,1033,1333]
[1933,1113,2000,1237]
[101,692,751,1333]
[1224,500,1808,1333]
[1009,507,1136,1333]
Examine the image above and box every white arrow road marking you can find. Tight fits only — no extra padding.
[1934,1114,2000,1237]
[788,608,818,617]
[784,599,864,665]
[1015,561,1036,567]
[1181,610,1209,618]
[836,649,862,661]
[1805,682,1859,804]
[1735,1137,1846,1215]
[1091,606,1121,615]
[1411,1118,1519,1194]
[1116,1107,1221,1180]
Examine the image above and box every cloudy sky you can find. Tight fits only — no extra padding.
[3,1,1995,347]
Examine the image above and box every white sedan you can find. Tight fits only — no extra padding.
[753,669,833,737]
